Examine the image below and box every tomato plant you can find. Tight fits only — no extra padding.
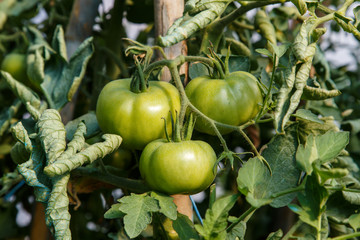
[96,78,181,150]
[186,71,263,135]
[1,0,360,240]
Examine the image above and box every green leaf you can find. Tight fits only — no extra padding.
[342,190,360,205]
[25,25,94,110]
[8,0,39,16]
[349,213,360,230]
[291,0,307,15]
[314,167,349,185]
[342,119,360,154]
[333,156,359,173]
[173,213,200,240]
[44,134,122,177]
[118,193,160,238]
[195,194,238,240]
[158,0,229,47]
[226,221,246,240]
[269,42,291,58]
[150,192,177,220]
[42,35,94,109]
[224,56,250,73]
[237,157,272,207]
[17,138,51,203]
[297,116,339,144]
[1,71,41,109]
[44,121,86,239]
[289,174,328,230]
[36,109,67,165]
[237,124,301,208]
[65,112,101,141]
[0,99,21,137]
[326,191,360,222]
[104,203,126,219]
[51,25,68,61]
[266,229,283,240]
[353,5,360,29]
[256,48,273,58]
[296,131,349,175]
[307,100,342,121]
[293,109,324,124]
[27,48,45,88]
[189,63,209,79]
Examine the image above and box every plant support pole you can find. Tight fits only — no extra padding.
[154,0,188,83]
[154,0,193,221]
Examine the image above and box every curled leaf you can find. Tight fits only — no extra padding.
[1,70,41,109]
[17,143,51,203]
[36,109,66,165]
[255,10,277,53]
[0,99,21,137]
[11,121,33,153]
[292,19,316,62]
[274,63,296,133]
[302,85,341,100]
[45,122,86,240]
[44,134,122,177]
[158,0,229,47]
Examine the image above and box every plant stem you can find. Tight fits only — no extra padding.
[282,220,303,240]
[152,46,168,59]
[338,0,355,15]
[237,128,261,158]
[328,232,360,240]
[317,215,322,240]
[142,55,213,80]
[327,186,360,193]
[270,185,305,199]
[72,167,150,193]
[317,4,335,14]
[256,55,277,123]
[169,65,231,153]
[227,206,257,232]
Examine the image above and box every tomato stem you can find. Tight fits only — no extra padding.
[161,117,171,142]
[256,55,277,122]
[227,206,257,232]
[130,59,148,93]
[72,167,150,193]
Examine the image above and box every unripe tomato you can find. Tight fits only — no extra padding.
[1,53,31,86]
[96,79,181,150]
[103,148,133,170]
[139,139,217,195]
[185,71,263,135]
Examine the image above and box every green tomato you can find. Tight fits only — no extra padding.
[1,53,31,86]
[103,148,133,170]
[139,139,217,195]
[96,79,181,150]
[185,71,263,135]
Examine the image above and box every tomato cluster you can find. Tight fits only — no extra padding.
[96,69,263,195]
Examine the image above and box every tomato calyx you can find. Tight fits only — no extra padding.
[130,58,149,93]
[163,112,195,143]
[206,45,231,79]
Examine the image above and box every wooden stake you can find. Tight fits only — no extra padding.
[154,0,192,220]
